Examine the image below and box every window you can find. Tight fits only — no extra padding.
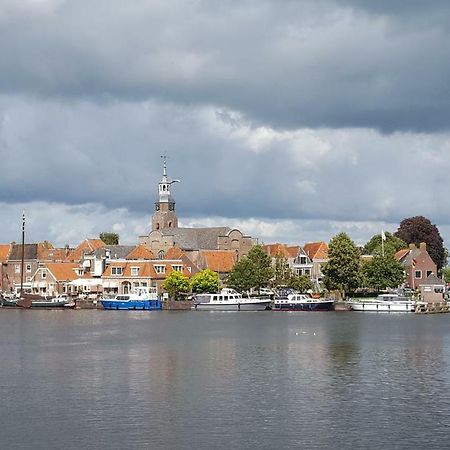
[14,264,20,274]
[112,267,123,276]
[131,267,140,276]
[158,250,165,260]
[26,264,32,273]
[154,265,165,274]
[415,270,422,279]
[141,282,148,287]
[295,268,302,276]
[42,271,47,279]
[304,269,311,276]
[300,257,307,265]
[426,271,433,278]
[172,265,183,272]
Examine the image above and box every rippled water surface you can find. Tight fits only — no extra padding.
[0,310,449,449]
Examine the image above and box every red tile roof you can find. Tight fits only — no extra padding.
[45,263,80,281]
[65,239,105,261]
[0,244,11,262]
[126,245,155,260]
[103,261,192,278]
[304,242,328,260]
[200,250,237,272]
[262,243,291,258]
[164,246,185,260]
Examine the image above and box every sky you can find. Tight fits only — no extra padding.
[1,0,450,248]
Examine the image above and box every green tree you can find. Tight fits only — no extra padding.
[322,232,362,298]
[362,254,405,291]
[274,253,291,287]
[227,245,274,293]
[191,269,219,294]
[395,216,446,271]
[288,275,313,293]
[227,257,256,293]
[162,271,190,300]
[363,232,407,256]
[99,232,119,245]
[442,267,450,284]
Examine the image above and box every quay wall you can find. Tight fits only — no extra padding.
[163,300,194,310]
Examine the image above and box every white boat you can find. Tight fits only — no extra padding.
[349,293,416,312]
[192,288,271,311]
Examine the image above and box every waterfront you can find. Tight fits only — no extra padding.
[0,311,450,449]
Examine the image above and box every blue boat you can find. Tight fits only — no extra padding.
[101,287,162,310]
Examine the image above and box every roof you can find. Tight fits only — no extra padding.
[45,263,80,281]
[420,274,444,286]
[0,244,11,262]
[200,250,237,272]
[159,227,232,250]
[126,245,155,260]
[103,261,192,278]
[164,246,184,260]
[39,247,68,262]
[304,242,328,260]
[395,249,410,262]
[8,243,39,261]
[287,246,300,258]
[262,243,291,258]
[65,239,105,261]
[92,245,136,260]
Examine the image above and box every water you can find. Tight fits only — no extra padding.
[0,310,449,449]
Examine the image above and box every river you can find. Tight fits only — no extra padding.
[0,310,449,449]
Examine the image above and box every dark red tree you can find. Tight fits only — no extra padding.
[395,216,446,271]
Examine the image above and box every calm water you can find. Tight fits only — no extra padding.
[0,310,449,450]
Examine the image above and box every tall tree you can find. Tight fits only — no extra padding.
[395,216,446,271]
[191,269,219,294]
[99,232,119,245]
[162,271,190,300]
[363,232,407,256]
[322,232,361,298]
[227,245,274,293]
[362,254,405,291]
[273,252,291,287]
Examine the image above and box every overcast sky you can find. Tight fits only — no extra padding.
[1,0,449,248]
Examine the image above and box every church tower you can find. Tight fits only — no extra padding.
[152,156,180,232]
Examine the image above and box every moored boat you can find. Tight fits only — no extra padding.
[101,287,162,310]
[348,293,416,313]
[273,289,335,311]
[30,294,74,309]
[192,288,271,311]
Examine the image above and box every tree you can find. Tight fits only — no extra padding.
[362,254,405,291]
[99,232,119,245]
[395,216,446,271]
[246,245,274,291]
[288,275,313,293]
[442,267,450,284]
[227,245,274,293]
[227,257,256,293]
[274,253,291,287]
[322,232,362,298]
[363,232,407,256]
[162,271,190,300]
[191,269,219,294]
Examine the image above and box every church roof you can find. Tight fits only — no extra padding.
[159,227,232,250]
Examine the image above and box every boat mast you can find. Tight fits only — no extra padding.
[20,211,25,298]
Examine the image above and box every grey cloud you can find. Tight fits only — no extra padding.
[0,1,450,131]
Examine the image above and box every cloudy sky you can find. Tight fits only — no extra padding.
[1,0,450,248]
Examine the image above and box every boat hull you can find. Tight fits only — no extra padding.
[101,299,162,310]
[350,302,415,312]
[193,301,271,311]
[274,300,335,311]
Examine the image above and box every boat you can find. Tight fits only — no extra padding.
[0,293,32,308]
[273,289,335,311]
[348,293,416,312]
[192,288,271,311]
[101,287,162,310]
[29,294,75,309]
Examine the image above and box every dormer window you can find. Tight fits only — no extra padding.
[131,267,140,276]
[172,265,183,272]
[154,265,165,274]
[111,267,123,276]
[42,270,47,279]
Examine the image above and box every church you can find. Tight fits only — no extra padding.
[139,159,254,267]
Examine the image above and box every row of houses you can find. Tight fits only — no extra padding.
[0,238,241,297]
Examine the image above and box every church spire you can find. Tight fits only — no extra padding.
[152,156,180,231]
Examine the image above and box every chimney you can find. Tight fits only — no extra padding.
[409,243,416,250]
[419,242,427,251]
